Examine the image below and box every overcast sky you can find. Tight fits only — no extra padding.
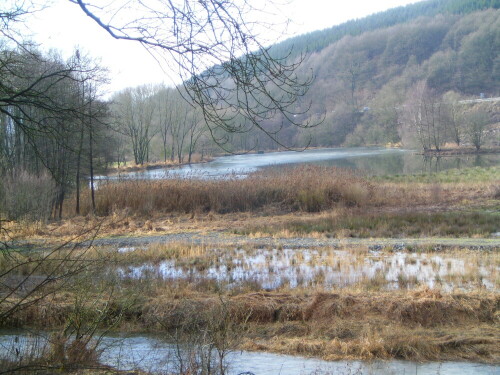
[27,0,422,95]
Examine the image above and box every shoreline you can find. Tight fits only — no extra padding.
[420,147,500,157]
[106,157,215,175]
[5,288,499,364]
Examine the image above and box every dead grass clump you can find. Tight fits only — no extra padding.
[387,295,498,327]
[232,293,303,323]
[303,293,355,321]
[4,299,71,328]
[48,334,102,369]
[141,297,216,330]
[302,292,499,327]
[273,322,309,337]
[387,299,464,327]
[291,340,325,356]
[330,336,389,359]
[141,292,306,330]
[385,337,436,360]
[411,286,443,299]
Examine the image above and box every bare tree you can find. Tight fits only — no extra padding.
[155,86,174,163]
[1,2,108,218]
[70,0,315,148]
[464,109,489,151]
[442,91,464,147]
[112,85,158,165]
[186,109,206,164]
[401,81,447,151]
[72,50,108,215]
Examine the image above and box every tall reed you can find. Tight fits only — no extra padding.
[76,166,375,216]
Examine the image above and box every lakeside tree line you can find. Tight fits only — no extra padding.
[0,41,112,220]
[0,47,217,220]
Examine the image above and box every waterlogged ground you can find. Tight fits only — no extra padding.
[114,246,499,291]
[1,332,498,375]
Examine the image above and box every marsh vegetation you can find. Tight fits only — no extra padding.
[0,164,498,373]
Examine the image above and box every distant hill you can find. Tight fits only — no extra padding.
[229,0,500,150]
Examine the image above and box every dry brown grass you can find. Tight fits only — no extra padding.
[246,209,500,238]
[65,165,497,222]
[237,290,499,362]
[6,164,495,242]
[10,288,497,362]
[73,166,377,216]
[252,323,498,361]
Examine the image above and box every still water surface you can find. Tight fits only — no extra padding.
[109,147,499,180]
[1,332,498,374]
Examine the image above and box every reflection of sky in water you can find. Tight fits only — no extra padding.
[95,147,500,181]
[1,332,498,374]
[116,249,497,292]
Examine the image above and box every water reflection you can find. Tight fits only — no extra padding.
[115,248,497,292]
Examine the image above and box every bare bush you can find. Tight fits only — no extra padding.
[1,171,56,222]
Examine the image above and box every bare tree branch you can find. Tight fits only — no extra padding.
[70,0,316,149]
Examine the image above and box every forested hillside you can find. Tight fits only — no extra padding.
[271,0,499,58]
[231,0,499,150]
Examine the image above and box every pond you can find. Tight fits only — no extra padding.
[1,332,498,375]
[104,147,500,180]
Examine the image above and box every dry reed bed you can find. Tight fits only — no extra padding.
[137,290,499,328]
[5,263,498,330]
[7,289,498,329]
[80,166,373,215]
[73,166,497,216]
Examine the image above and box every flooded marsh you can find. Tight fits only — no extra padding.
[112,245,499,292]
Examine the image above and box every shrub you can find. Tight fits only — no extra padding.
[0,171,56,221]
